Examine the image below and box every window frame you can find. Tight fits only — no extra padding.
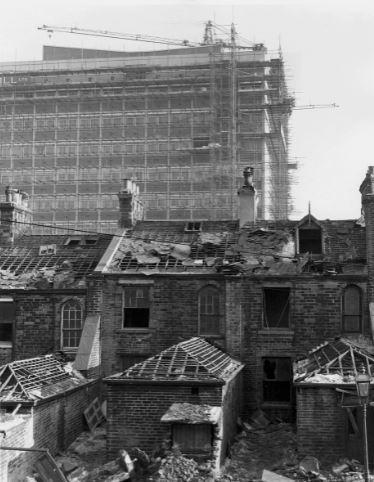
[263,287,291,329]
[342,284,362,333]
[122,286,151,330]
[262,356,292,404]
[61,299,84,350]
[0,298,15,346]
[198,286,221,336]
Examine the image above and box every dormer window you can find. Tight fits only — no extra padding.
[297,217,322,254]
[185,222,201,232]
[65,237,81,247]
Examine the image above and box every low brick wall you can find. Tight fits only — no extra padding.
[296,385,346,464]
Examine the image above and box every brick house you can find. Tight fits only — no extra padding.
[294,337,374,465]
[0,186,112,369]
[0,354,99,481]
[93,169,368,419]
[105,337,243,473]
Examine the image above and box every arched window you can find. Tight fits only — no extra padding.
[342,285,362,333]
[199,286,220,335]
[61,300,83,349]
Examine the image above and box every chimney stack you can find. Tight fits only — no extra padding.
[237,167,258,227]
[118,179,144,229]
[0,186,32,244]
[359,167,374,340]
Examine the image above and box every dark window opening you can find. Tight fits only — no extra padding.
[342,285,362,333]
[172,423,212,456]
[0,300,15,343]
[123,308,149,328]
[193,137,210,149]
[191,387,199,396]
[185,222,201,232]
[263,357,291,403]
[0,323,12,342]
[65,237,81,246]
[120,354,148,371]
[298,223,322,254]
[263,288,290,328]
[123,287,150,329]
[84,238,98,245]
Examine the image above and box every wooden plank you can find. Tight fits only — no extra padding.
[34,452,68,482]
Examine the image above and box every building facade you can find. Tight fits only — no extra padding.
[0,42,292,233]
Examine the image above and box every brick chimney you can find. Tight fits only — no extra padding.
[118,179,144,229]
[237,167,258,227]
[359,166,374,339]
[0,186,32,244]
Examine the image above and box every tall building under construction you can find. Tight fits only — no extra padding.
[0,28,293,233]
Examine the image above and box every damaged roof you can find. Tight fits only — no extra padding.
[0,233,112,289]
[106,337,243,383]
[294,337,374,384]
[99,217,366,275]
[0,354,88,402]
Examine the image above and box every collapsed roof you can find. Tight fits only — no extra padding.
[106,337,243,383]
[0,233,112,289]
[294,337,374,384]
[0,354,87,402]
[100,217,366,275]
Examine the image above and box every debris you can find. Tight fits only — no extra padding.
[332,461,350,475]
[61,460,79,475]
[299,455,319,476]
[67,466,89,482]
[83,397,105,432]
[262,469,294,482]
[250,409,270,429]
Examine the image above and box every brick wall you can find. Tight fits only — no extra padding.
[106,382,222,458]
[0,290,86,361]
[296,385,346,464]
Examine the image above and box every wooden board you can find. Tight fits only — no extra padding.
[34,452,67,482]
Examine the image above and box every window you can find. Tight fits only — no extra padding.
[0,298,15,343]
[185,222,201,232]
[123,287,150,328]
[298,220,322,254]
[172,424,212,456]
[342,285,362,333]
[263,357,291,403]
[199,287,220,335]
[263,288,290,328]
[61,300,83,349]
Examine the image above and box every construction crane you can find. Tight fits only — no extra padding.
[38,24,211,48]
[38,22,262,50]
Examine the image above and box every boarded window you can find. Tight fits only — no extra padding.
[61,300,83,349]
[0,299,15,343]
[263,357,291,402]
[172,423,212,455]
[199,287,220,335]
[263,288,290,328]
[342,285,362,333]
[123,287,150,328]
[298,221,322,254]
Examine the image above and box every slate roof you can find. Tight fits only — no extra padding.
[0,233,112,288]
[0,354,88,402]
[102,217,366,275]
[294,337,374,384]
[106,337,243,383]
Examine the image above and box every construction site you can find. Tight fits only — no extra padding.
[0,21,294,233]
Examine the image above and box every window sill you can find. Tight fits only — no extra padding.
[258,329,294,335]
[116,328,151,334]
[0,342,12,349]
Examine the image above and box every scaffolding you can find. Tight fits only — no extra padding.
[0,42,293,233]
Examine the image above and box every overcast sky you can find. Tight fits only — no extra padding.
[0,0,373,220]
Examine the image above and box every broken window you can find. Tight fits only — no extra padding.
[123,287,150,329]
[172,423,212,456]
[263,288,290,328]
[61,300,83,349]
[263,357,291,403]
[199,286,220,335]
[0,298,15,343]
[342,285,362,333]
[298,221,322,254]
